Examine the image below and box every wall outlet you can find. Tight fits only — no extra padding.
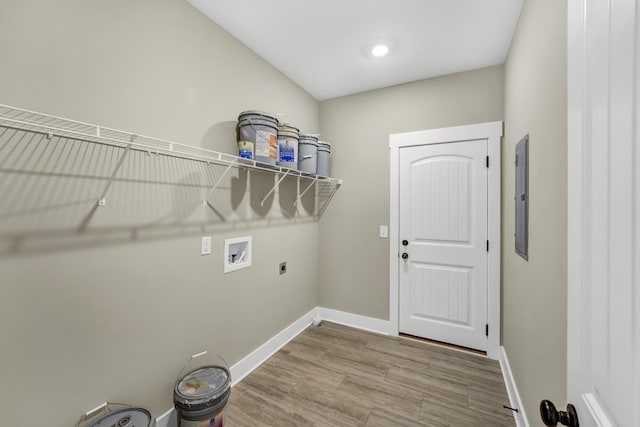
[379,225,388,238]
[279,262,287,275]
[201,236,212,255]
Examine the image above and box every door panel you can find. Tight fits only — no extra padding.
[399,140,488,351]
[568,0,639,425]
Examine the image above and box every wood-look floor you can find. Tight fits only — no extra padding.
[226,322,515,426]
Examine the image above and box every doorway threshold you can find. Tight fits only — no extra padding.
[399,333,487,357]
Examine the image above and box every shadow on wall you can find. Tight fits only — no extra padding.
[0,125,328,257]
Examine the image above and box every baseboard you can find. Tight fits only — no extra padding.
[318,307,391,335]
[499,346,529,427]
[156,307,391,427]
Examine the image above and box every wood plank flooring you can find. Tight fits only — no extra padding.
[226,322,515,426]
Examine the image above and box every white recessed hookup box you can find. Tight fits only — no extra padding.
[224,236,252,273]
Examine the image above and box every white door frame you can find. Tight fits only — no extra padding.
[389,121,503,360]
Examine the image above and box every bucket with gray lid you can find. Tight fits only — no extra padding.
[76,403,155,427]
[317,141,332,177]
[277,123,299,169]
[174,351,231,427]
[236,110,279,165]
[298,134,319,174]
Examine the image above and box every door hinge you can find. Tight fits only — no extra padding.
[486,324,489,336]
[486,156,489,168]
[486,240,489,252]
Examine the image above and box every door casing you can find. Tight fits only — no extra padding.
[389,121,503,360]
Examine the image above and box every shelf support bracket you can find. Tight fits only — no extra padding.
[261,170,290,206]
[77,140,133,232]
[295,177,318,206]
[202,160,238,204]
[318,180,342,217]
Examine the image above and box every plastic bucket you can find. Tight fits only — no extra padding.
[298,134,319,174]
[76,403,155,427]
[174,365,231,427]
[317,141,331,177]
[236,111,279,165]
[277,124,299,169]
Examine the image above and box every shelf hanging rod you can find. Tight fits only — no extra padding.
[261,170,290,206]
[202,159,238,204]
[77,141,133,232]
[317,181,341,217]
[295,177,318,206]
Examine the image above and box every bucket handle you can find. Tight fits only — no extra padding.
[301,153,317,160]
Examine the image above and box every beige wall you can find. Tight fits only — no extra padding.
[318,66,505,318]
[0,0,319,425]
[502,0,568,421]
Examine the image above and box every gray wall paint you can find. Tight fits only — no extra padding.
[503,0,567,421]
[318,66,504,319]
[0,0,319,425]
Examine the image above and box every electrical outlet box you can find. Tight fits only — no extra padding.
[201,236,212,256]
[224,236,252,273]
[379,225,388,238]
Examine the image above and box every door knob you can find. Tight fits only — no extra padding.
[402,239,409,246]
[540,400,579,427]
[401,253,409,260]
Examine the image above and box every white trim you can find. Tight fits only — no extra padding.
[318,307,392,335]
[582,393,615,427]
[230,307,317,384]
[389,121,503,149]
[499,346,529,427]
[389,121,503,360]
[486,132,502,360]
[155,408,177,427]
[389,140,400,337]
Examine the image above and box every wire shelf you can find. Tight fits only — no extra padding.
[0,104,342,254]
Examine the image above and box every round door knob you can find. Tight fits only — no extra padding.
[540,400,579,427]
[402,239,409,246]
[401,253,409,260]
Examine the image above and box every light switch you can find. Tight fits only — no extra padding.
[201,236,212,255]
[379,225,388,238]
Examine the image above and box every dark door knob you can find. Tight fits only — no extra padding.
[402,239,409,246]
[401,253,409,260]
[540,400,579,427]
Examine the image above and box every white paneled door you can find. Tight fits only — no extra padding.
[399,140,488,351]
[566,0,640,425]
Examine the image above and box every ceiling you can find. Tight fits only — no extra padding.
[188,0,524,101]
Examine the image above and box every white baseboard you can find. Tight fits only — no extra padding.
[156,307,391,427]
[229,307,317,385]
[499,346,529,427]
[318,307,392,335]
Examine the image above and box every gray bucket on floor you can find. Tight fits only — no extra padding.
[76,403,155,427]
[317,141,331,177]
[174,365,231,427]
[236,110,279,164]
[277,124,299,169]
[298,134,319,174]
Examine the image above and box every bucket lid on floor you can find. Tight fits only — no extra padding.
[174,365,230,411]
[77,403,155,427]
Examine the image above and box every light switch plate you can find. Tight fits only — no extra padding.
[379,225,388,238]
[201,236,212,255]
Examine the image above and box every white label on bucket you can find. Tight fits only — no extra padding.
[256,130,277,159]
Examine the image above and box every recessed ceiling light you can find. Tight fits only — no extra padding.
[371,44,389,57]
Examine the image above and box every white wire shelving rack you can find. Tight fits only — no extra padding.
[0,104,342,243]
